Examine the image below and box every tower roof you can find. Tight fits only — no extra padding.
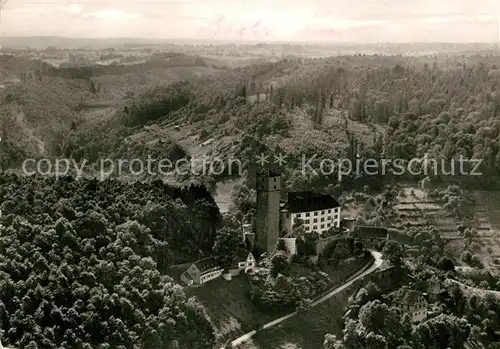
[257,169,281,177]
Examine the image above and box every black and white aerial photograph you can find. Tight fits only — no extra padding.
[1,0,500,348]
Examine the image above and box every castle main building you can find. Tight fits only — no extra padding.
[282,191,341,235]
[254,171,342,256]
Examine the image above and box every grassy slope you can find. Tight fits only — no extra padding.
[346,184,500,273]
[182,257,369,349]
[276,108,384,157]
[186,275,275,345]
[94,66,217,102]
[449,278,500,300]
[238,287,354,349]
[467,191,500,271]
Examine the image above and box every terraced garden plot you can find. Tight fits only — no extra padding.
[392,189,460,238]
[398,187,427,202]
[473,191,500,230]
[468,191,500,269]
[414,202,442,210]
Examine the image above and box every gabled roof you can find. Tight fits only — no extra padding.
[193,257,220,273]
[230,251,254,267]
[230,255,247,267]
[181,271,193,282]
[237,249,252,260]
[394,289,426,306]
[427,276,441,294]
[285,191,340,213]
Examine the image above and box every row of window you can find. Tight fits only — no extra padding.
[296,209,337,218]
[413,310,426,318]
[304,223,336,231]
[271,177,278,190]
[201,270,220,282]
[238,261,255,268]
[258,177,279,190]
[301,215,339,224]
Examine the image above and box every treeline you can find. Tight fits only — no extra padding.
[44,55,209,79]
[3,53,209,81]
[122,81,196,126]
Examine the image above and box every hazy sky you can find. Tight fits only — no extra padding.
[1,0,500,42]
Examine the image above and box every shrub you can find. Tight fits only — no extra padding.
[461,250,472,264]
[470,255,484,269]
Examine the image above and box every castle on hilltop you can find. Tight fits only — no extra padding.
[252,170,343,257]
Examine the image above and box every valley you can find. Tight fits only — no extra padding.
[2,38,500,349]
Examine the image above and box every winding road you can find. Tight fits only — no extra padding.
[227,251,384,348]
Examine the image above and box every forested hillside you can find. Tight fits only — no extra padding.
[6,52,500,186]
[90,53,500,192]
[4,46,500,349]
[0,53,217,171]
[0,174,221,348]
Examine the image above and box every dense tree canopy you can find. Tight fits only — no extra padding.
[0,174,221,348]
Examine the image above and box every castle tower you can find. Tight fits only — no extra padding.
[255,170,281,256]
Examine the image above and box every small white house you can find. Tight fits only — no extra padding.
[228,252,256,277]
[394,289,428,323]
[181,257,223,286]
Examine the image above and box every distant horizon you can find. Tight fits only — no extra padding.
[2,35,500,46]
[2,0,499,43]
